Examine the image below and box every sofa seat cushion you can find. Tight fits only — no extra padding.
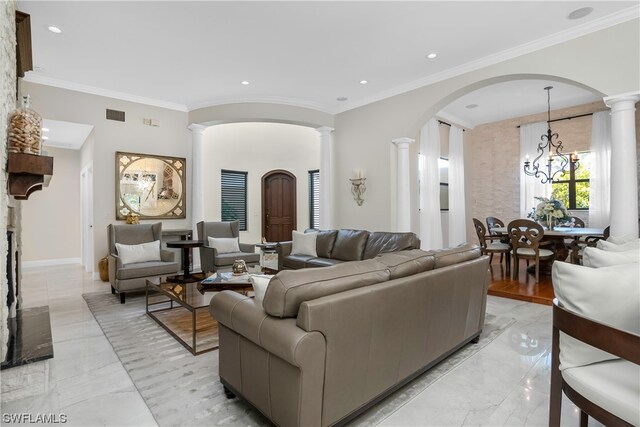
[562,359,640,425]
[305,257,344,268]
[376,249,435,279]
[363,232,421,259]
[263,259,390,318]
[433,244,482,269]
[214,252,260,267]
[283,254,315,270]
[116,260,179,280]
[331,229,369,261]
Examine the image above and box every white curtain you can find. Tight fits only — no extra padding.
[419,118,443,249]
[448,126,466,246]
[520,122,551,218]
[588,111,611,228]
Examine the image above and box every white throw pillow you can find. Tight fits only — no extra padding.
[208,237,240,254]
[597,239,640,252]
[116,240,161,265]
[607,234,639,245]
[291,230,318,257]
[552,262,640,370]
[250,274,273,303]
[583,247,639,268]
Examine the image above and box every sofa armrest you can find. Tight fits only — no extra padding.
[276,241,293,270]
[107,254,121,286]
[210,291,325,368]
[160,249,175,262]
[239,242,255,253]
[199,245,218,273]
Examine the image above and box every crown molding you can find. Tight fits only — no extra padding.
[23,74,189,112]
[187,96,333,115]
[333,5,640,115]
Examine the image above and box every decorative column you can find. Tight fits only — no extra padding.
[189,124,207,268]
[317,126,334,229]
[604,92,640,237]
[392,137,415,231]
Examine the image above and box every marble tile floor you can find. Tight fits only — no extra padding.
[1,264,601,426]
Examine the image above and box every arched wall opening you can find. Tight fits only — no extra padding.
[410,73,609,246]
[199,121,321,243]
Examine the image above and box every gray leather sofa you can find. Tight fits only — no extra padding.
[277,228,421,270]
[210,244,489,426]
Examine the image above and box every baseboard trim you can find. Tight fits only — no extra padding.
[23,258,82,269]
[92,272,101,281]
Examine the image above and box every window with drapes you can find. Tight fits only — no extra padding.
[221,170,248,230]
[551,152,592,210]
[308,170,320,229]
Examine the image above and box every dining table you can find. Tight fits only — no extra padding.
[491,226,604,274]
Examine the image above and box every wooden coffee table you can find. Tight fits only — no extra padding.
[145,274,253,355]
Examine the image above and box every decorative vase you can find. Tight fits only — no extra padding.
[232,259,248,275]
[8,95,42,155]
[546,214,554,231]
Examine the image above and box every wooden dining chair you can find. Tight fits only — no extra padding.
[507,219,555,283]
[569,225,610,265]
[473,218,510,273]
[549,299,640,426]
[486,216,505,235]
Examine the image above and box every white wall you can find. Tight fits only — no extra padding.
[202,122,320,243]
[333,19,640,233]
[21,81,190,271]
[22,147,81,263]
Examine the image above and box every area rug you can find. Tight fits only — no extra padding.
[83,292,515,426]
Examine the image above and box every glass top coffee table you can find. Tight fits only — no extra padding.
[146,274,254,355]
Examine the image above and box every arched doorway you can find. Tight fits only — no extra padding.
[262,169,297,242]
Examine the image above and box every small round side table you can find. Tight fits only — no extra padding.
[166,240,203,283]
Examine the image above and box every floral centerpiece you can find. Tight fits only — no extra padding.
[527,197,571,230]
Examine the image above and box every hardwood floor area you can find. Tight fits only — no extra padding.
[487,256,555,305]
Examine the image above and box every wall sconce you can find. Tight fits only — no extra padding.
[350,170,366,206]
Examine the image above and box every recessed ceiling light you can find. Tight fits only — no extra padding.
[47,26,62,34]
[426,53,438,59]
[42,127,50,132]
[41,136,49,140]
[360,80,368,85]
[568,7,593,20]
[241,81,250,85]
[336,97,348,102]
[465,104,479,109]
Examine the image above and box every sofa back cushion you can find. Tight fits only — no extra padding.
[307,229,338,259]
[331,229,369,261]
[376,249,435,279]
[363,232,421,259]
[263,259,390,318]
[433,243,482,269]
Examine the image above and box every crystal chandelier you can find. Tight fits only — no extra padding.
[523,86,579,184]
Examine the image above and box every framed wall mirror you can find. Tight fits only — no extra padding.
[116,151,186,220]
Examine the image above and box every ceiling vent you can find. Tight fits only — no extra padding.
[106,109,125,122]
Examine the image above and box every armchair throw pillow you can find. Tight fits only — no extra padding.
[115,240,161,265]
[208,237,240,254]
[552,262,640,370]
[291,230,318,257]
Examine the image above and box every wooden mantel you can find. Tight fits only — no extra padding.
[7,153,54,200]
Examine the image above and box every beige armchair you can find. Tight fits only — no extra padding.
[196,220,259,273]
[108,223,179,303]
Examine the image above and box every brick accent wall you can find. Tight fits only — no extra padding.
[465,101,640,229]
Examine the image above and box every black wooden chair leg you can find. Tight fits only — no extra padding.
[120,292,126,304]
[579,411,588,427]
[111,286,115,294]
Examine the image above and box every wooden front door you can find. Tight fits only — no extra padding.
[262,170,296,242]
